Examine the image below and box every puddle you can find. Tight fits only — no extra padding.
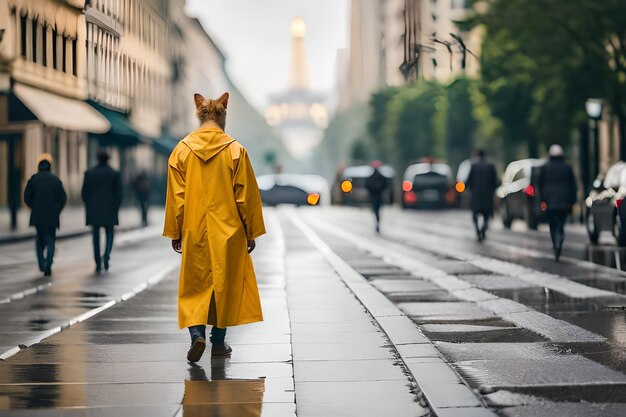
[586,245,626,271]
[570,276,626,295]
[421,323,546,343]
[489,287,626,314]
[79,292,109,298]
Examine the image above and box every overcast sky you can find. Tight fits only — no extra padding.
[185,0,349,112]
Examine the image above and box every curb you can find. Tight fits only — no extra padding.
[289,211,497,417]
[0,224,147,245]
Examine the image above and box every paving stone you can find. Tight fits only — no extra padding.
[396,343,441,358]
[398,302,495,322]
[294,359,407,382]
[370,279,442,294]
[420,383,482,408]
[295,380,429,417]
[292,342,392,361]
[405,362,461,384]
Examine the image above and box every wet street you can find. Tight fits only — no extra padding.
[1,207,626,416]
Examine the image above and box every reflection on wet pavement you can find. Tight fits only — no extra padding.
[183,362,267,417]
[297,207,626,415]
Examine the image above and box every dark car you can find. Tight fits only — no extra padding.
[257,174,328,207]
[497,158,547,230]
[401,163,459,209]
[335,165,395,206]
[585,161,626,246]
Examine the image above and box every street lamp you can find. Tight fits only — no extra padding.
[585,99,603,190]
[585,99,603,120]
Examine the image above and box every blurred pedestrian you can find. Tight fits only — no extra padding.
[466,150,498,242]
[133,171,151,227]
[23,154,67,276]
[538,144,577,262]
[81,151,122,273]
[164,92,266,362]
[365,160,389,233]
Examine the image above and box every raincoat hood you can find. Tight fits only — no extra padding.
[182,127,235,163]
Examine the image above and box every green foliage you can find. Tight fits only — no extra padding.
[367,87,401,161]
[469,0,626,160]
[446,78,478,169]
[350,140,370,164]
[384,80,444,169]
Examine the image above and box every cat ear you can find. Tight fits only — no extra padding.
[194,93,205,109]
[216,92,229,109]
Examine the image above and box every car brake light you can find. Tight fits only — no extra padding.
[402,181,413,192]
[455,181,466,193]
[617,198,623,208]
[307,193,320,206]
[404,191,417,203]
[524,185,535,197]
[341,180,352,193]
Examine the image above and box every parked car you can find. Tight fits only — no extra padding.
[585,161,626,246]
[257,174,329,207]
[334,165,395,206]
[497,158,547,229]
[401,162,459,209]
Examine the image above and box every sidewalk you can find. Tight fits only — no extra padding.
[0,206,163,244]
[0,208,489,416]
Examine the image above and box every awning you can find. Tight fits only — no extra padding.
[89,101,141,147]
[153,133,181,155]
[13,83,110,133]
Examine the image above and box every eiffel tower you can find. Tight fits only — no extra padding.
[265,18,328,160]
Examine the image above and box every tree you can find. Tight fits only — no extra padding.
[468,0,626,160]
[384,81,444,169]
[446,77,478,169]
[367,87,401,162]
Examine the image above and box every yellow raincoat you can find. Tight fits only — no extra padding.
[163,127,266,329]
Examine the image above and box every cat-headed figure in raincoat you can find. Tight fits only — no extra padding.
[163,92,266,340]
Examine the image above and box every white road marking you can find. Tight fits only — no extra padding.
[301,212,606,343]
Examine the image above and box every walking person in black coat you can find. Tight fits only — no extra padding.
[82,151,122,272]
[23,153,67,276]
[466,150,498,242]
[365,161,389,233]
[538,144,577,262]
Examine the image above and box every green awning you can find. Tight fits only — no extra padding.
[89,101,140,147]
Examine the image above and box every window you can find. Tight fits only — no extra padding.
[52,28,58,70]
[31,17,37,62]
[512,169,525,182]
[451,0,467,9]
[42,25,47,66]
[72,39,78,76]
[62,36,67,73]
[20,14,27,59]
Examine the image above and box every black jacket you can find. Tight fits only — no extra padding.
[23,170,67,228]
[365,169,388,196]
[538,156,577,212]
[82,164,122,227]
[466,156,498,213]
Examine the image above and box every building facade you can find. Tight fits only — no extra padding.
[0,0,281,228]
[339,0,482,111]
[0,0,109,226]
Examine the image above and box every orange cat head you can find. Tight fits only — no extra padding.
[194,92,229,129]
